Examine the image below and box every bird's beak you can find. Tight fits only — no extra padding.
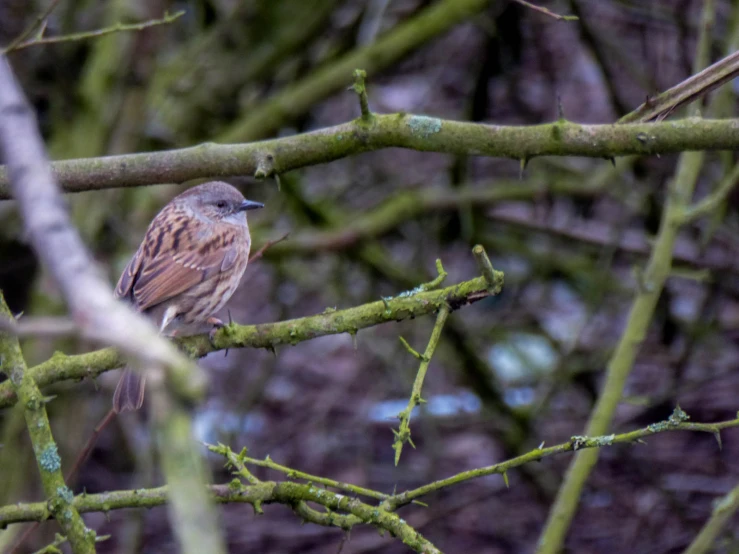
[239,199,264,211]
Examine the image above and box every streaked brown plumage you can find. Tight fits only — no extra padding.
[112,181,263,413]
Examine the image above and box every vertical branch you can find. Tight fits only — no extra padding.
[682,482,739,554]
[0,296,96,553]
[393,303,450,465]
[535,1,716,551]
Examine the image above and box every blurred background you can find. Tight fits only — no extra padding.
[1,0,739,552]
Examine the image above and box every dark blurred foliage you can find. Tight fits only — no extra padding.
[1,0,739,552]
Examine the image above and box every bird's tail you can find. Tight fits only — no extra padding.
[112,368,146,413]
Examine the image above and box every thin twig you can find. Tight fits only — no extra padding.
[513,0,578,21]
[619,46,739,123]
[683,482,739,554]
[4,409,739,528]
[680,160,739,223]
[2,0,62,54]
[393,303,450,465]
[248,232,290,264]
[2,10,185,54]
[351,69,373,122]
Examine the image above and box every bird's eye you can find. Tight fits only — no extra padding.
[216,200,227,209]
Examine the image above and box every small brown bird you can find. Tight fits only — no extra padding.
[112,181,263,413]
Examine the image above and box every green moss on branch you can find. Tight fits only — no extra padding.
[0,271,503,409]
[0,296,96,553]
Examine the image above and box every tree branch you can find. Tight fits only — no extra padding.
[0,295,96,553]
[3,408,736,531]
[0,266,503,409]
[683,481,739,554]
[2,10,184,54]
[2,116,739,199]
[679,159,739,223]
[535,3,719,547]
[393,298,450,465]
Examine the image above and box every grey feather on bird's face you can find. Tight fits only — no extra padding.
[178,181,264,226]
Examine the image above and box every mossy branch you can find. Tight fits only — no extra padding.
[0,257,504,410]
[4,408,737,535]
[381,407,739,511]
[1,115,738,199]
[393,302,450,466]
[0,295,96,553]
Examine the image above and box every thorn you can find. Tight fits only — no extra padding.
[557,94,565,121]
[519,158,529,180]
[713,431,722,450]
[503,471,509,489]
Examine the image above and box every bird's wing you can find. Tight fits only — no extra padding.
[115,204,242,312]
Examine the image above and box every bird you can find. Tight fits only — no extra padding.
[112,181,263,413]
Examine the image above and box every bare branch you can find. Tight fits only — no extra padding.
[2,10,185,54]
[513,0,578,21]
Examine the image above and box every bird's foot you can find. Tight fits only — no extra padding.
[207,317,225,347]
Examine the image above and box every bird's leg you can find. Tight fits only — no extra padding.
[206,316,225,346]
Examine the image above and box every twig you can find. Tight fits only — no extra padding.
[4,409,738,528]
[217,0,491,142]
[393,304,450,465]
[2,10,185,54]
[210,445,439,553]
[680,160,739,223]
[2,0,62,54]
[513,0,578,21]
[619,44,738,123]
[248,232,290,264]
[236,451,390,501]
[472,244,502,293]
[351,69,373,122]
[382,408,739,510]
[683,482,739,554]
